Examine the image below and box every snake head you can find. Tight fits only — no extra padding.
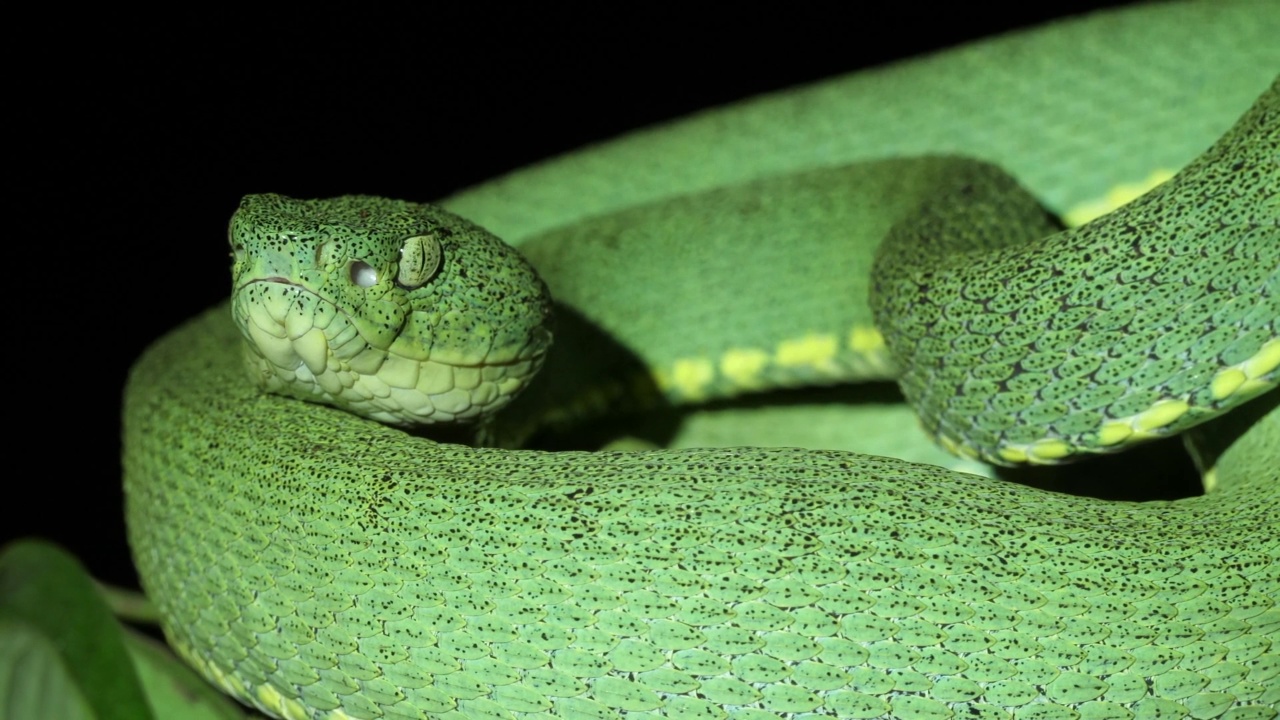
[228,193,553,427]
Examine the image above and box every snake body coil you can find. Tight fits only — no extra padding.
[125,3,1280,719]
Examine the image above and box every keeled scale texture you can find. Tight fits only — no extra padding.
[124,2,1280,719]
[441,2,1280,243]
[871,82,1280,463]
[126,311,1279,719]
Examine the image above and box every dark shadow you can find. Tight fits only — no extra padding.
[993,436,1202,501]
[497,301,671,448]
[517,336,1207,501]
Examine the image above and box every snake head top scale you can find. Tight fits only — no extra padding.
[228,193,553,427]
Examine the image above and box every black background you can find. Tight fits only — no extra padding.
[15,4,1130,588]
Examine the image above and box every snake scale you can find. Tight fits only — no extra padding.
[125,2,1279,719]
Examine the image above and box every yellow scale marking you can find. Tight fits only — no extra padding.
[847,325,885,354]
[973,170,1273,465]
[656,325,890,400]
[1132,399,1190,434]
[1061,169,1175,227]
[651,170,1273,468]
[775,333,839,370]
[989,332,1280,460]
[719,347,771,389]
[1235,338,1280,397]
[993,399,1191,465]
[255,684,311,720]
[1097,422,1133,447]
[665,357,716,400]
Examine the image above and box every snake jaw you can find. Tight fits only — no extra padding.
[232,276,547,426]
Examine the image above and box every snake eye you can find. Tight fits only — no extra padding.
[397,234,443,289]
[350,261,379,288]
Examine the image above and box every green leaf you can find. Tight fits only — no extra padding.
[0,539,154,720]
[0,618,95,720]
[123,628,250,720]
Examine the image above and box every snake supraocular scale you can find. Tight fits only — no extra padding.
[124,2,1280,719]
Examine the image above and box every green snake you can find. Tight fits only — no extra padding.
[124,2,1280,718]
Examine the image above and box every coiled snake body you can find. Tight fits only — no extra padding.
[125,3,1279,718]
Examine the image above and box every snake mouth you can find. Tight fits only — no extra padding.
[230,278,548,426]
[235,275,311,293]
[232,278,364,366]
